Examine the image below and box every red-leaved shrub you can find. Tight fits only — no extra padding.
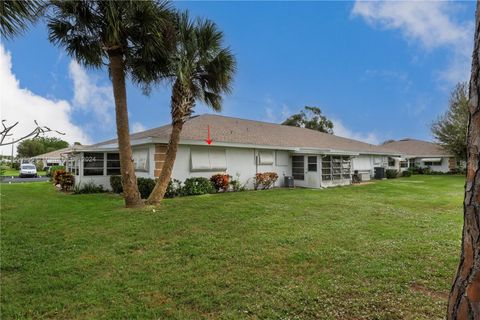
[254,172,278,190]
[210,173,230,192]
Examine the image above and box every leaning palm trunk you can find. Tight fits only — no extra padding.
[108,52,143,208]
[447,2,480,318]
[146,82,193,205]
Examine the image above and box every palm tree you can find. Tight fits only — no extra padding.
[0,0,43,39]
[447,2,480,318]
[145,12,236,205]
[47,0,173,208]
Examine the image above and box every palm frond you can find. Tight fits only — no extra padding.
[0,0,44,39]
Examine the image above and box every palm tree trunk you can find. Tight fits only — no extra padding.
[447,2,480,318]
[146,81,192,205]
[146,119,183,205]
[108,51,143,208]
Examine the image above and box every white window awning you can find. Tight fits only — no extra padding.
[421,158,442,162]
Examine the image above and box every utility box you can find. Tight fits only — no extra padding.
[284,176,294,188]
[374,167,386,179]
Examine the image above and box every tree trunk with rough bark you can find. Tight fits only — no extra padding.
[447,2,480,318]
[108,51,143,208]
[146,120,183,205]
[146,81,193,205]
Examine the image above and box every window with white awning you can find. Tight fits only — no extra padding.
[421,158,442,166]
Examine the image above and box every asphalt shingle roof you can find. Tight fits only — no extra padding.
[382,139,451,157]
[94,114,399,155]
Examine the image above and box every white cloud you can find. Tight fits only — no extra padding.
[332,118,380,145]
[352,1,473,84]
[0,45,90,156]
[131,121,146,133]
[68,60,114,124]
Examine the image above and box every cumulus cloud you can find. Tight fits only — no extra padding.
[0,45,90,156]
[68,60,114,124]
[332,119,380,145]
[351,1,473,84]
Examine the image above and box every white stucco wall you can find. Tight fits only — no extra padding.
[171,145,291,189]
[70,144,403,190]
[415,157,450,173]
[351,155,398,180]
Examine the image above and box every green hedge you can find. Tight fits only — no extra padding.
[386,169,398,179]
[182,177,214,196]
[401,170,412,177]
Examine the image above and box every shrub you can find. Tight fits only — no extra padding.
[11,162,20,170]
[254,172,279,190]
[137,177,156,199]
[386,169,398,179]
[110,176,123,194]
[49,165,65,178]
[53,169,66,185]
[230,173,245,192]
[54,171,74,191]
[73,182,104,194]
[165,179,182,198]
[210,173,230,192]
[401,170,412,177]
[182,177,214,196]
[422,167,432,175]
[35,160,44,172]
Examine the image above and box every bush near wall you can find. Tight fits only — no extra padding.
[73,182,104,194]
[165,179,182,198]
[49,165,65,178]
[53,170,75,191]
[401,170,412,177]
[254,172,279,190]
[53,169,66,185]
[137,177,157,199]
[110,176,123,194]
[210,174,230,192]
[110,176,183,199]
[386,169,399,179]
[183,177,215,196]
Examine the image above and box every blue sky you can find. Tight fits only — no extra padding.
[0,1,475,154]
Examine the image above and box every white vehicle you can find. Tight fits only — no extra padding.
[19,163,38,178]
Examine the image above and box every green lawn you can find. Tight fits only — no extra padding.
[1,168,46,176]
[1,176,464,319]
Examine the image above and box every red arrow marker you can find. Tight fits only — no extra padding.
[205,125,213,145]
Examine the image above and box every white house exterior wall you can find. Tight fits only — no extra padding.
[414,157,450,173]
[171,145,291,189]
[70,144,400,190]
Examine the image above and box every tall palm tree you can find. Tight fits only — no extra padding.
[0,0,43,39]
[47,0,173,208]
[447,2,480,318]
[145,12,236,205]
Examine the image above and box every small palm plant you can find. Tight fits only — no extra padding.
[145,12,236,205]
[47,0,174,207]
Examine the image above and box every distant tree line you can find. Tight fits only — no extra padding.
[17,137,69,158]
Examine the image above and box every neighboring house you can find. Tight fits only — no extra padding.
[382,139,456,173]
[31,147,71,169]
[65,114,402,190]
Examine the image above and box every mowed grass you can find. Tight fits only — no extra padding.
[1,175,464,319]
[1,168,46,177]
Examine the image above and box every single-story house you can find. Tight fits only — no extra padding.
[65,114,403,190]
[382,139,456,173]
[30,147,71,169]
